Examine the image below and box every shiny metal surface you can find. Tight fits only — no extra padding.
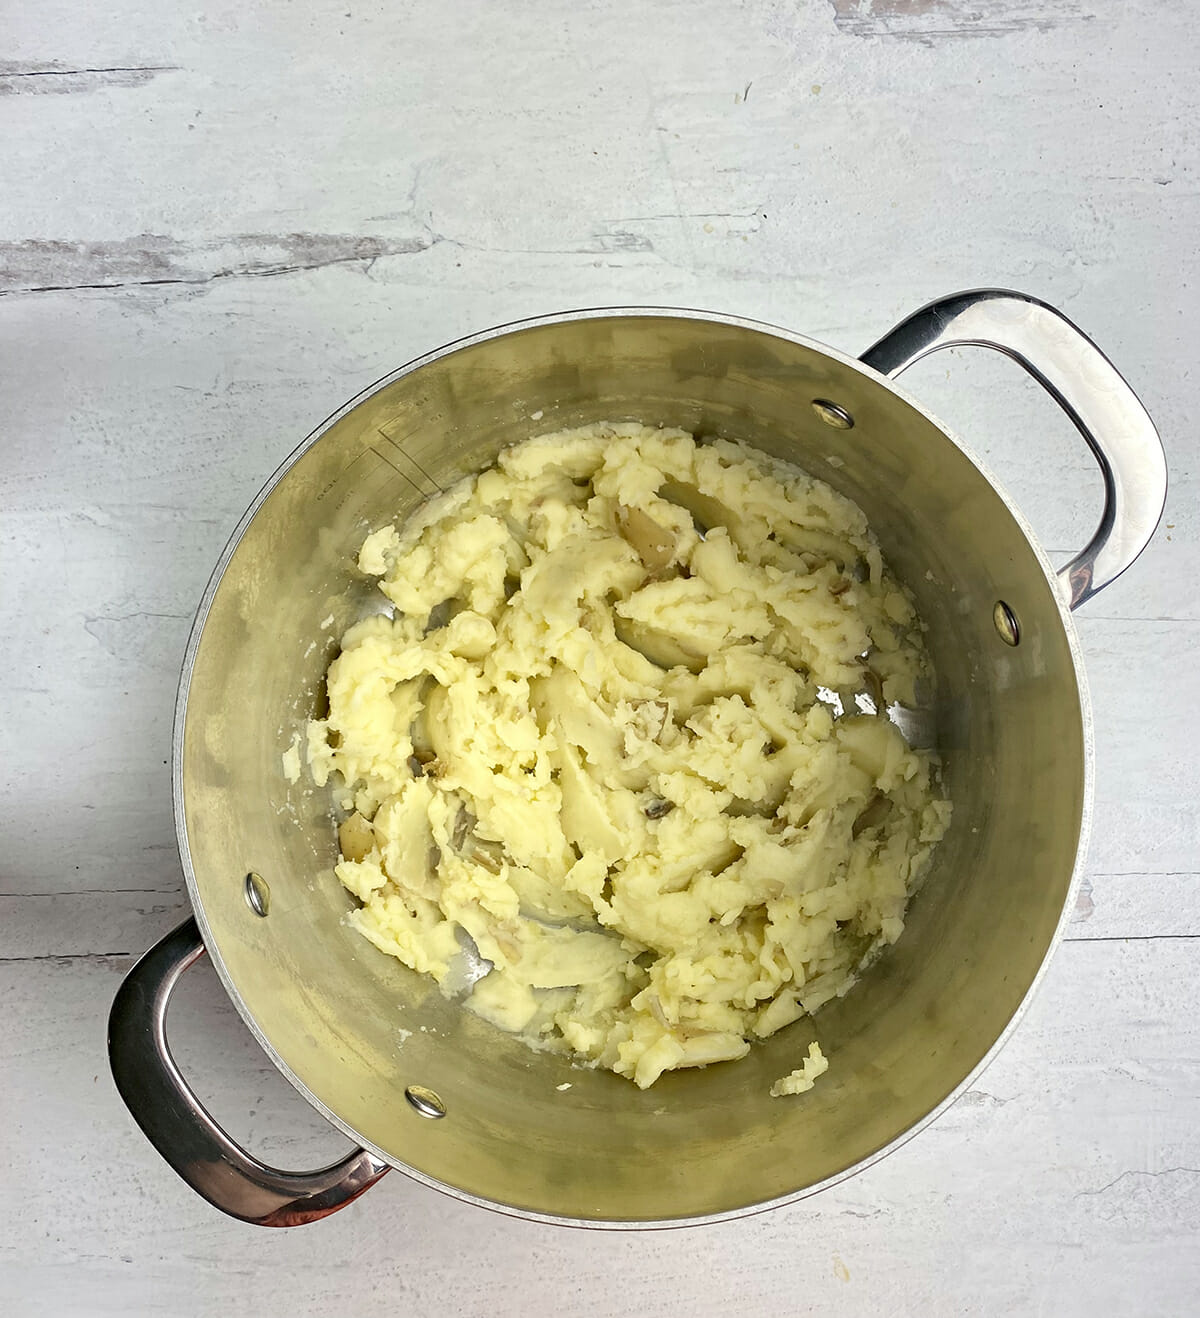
[107,917,389,1226]
[860,289,1168,610]
[244,871,270,917]
[993,600,1021,648]
[810,398,855,429]
[112,297,1162,1226]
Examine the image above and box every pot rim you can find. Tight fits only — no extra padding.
[171,305,1094,1229]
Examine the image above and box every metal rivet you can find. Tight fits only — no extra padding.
[812,399,855,430]
[405,1085,446,1119]
[244,871,270,917]
[993,601,1020,646]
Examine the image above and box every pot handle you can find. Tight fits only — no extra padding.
[860,289,1167,610]
[108,917,389,1227]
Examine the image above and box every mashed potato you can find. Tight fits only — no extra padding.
[303,423,950,1089]
[770,1042,830,1098]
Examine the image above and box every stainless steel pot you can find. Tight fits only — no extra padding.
[109,291,1166,1228]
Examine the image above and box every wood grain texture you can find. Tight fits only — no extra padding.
[2,942,1197,1316]
[1,0,1197,1311]
[828,0,1094,42]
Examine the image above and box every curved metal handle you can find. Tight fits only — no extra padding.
[108,918,389,1227]
[860,289,1167,610]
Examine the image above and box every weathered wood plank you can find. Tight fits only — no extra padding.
[1,939,1196,1316]
[3,868,1195,963]
[1,285,1193,907]
[3,0,1197,1310]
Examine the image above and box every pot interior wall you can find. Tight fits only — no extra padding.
[180,314,1085,1221]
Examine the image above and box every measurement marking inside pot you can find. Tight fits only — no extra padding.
[375,427,444,495]
[402,449,443,493]
[313,445,372,504]
[369,444,427,497]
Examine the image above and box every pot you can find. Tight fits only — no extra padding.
[109,290,1166,1228]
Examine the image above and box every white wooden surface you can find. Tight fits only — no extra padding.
[3,1,1198,1313]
